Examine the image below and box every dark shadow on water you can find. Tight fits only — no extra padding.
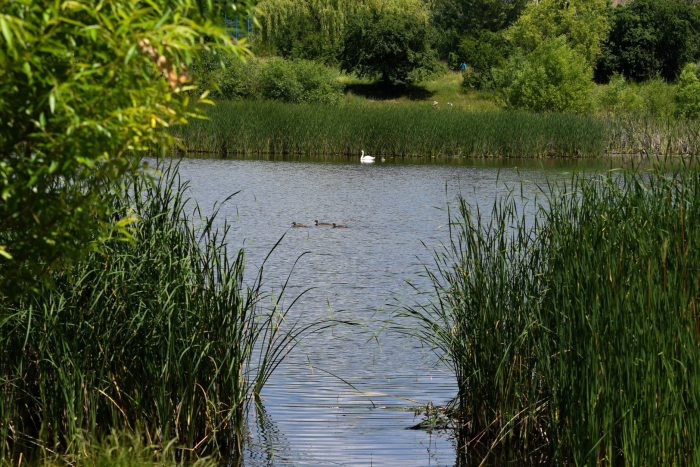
[345,82,435,101]
[452,429,554,467]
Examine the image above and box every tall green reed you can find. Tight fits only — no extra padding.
[170,101,609,157]
[403,162,700,465]
[0,162,322,460]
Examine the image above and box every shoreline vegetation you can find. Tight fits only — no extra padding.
[1,163,330,464]
[171,58,700,158]
[402,162,700,464]
[170,99,700,158]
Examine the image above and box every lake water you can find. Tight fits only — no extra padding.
[171,155,619,467]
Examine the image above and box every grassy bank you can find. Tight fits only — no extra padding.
[172,101,609,157]
[0,163,319,461]
[403,163,700,464]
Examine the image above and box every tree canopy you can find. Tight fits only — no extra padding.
[505,0,610,66]
[340,2,436,86]
[595,0,700,82]
[254,0,428,63]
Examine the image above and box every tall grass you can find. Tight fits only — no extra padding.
[403,163,700,465]
[606,114,700,155]
[171,101,609,157]
[3,431,221,467]
[0,162,321,460]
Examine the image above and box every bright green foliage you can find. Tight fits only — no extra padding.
[597,73,641,113]
[505,0,610,66]
[259,58,344,103]
[0,164,318,458]
[495,38,593,113]
[675,64,700,119]
[596,0,700,82]
[341,3,438,86]
[0,0,249,298]
[171,100,609,157]
[404,165,700,463]
[595,74,678,118]
[199,54,343,103]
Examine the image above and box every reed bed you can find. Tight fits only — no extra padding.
[170,101,609,157]
[0,162,323,461]
[606,115,700,155]
[403,163,700,465]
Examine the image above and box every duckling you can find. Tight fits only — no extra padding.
[315,220,330,226]
[332,223,348,228]
[292,222,307,227]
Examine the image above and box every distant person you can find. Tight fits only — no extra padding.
[459,63,467,72]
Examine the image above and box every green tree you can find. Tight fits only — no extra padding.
[595,0,700,82]
[675,64,700,119]
[341,2,437,86]
[0,0,250,298]
[495,37,593,113]
[505,0,610,66]
[430,0,528,63]
[255,0,428,64]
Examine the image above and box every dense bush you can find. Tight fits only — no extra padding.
[595,0,700,82]
[596,74,677,117]
[259,58,344,104]
[458,31,510,89]
[494,38,593,113]
[675,63,700,119]
[341,6,440,86]
[199,55,343,104]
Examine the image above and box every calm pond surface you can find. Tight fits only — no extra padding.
[171,155,623,467]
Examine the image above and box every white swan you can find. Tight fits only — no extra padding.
[360,150,375,163]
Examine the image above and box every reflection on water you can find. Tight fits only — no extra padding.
[170,154,625,466]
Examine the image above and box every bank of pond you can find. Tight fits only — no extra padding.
[170,101,700,158]
[1,160,699,466]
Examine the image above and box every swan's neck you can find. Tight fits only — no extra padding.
[361,150,364,157]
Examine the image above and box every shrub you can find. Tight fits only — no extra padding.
[259,58,344,104]
[596,73,676,117]
[596,73,641,113]
[675,63,700,119]
[458,31,510,89]
[198,55,343,104]
[495,38,593,113]
[639,76,677,117]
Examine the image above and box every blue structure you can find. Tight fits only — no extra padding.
[223,11,253,42]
